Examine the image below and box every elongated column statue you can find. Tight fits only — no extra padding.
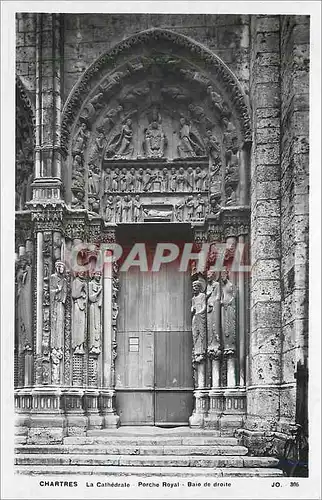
[206,271,221,387]
[191,279,207,386]
[72,271,88,356]
[189,278,208,428]
[221,268,237,387]
[88,271,102,355]
[50,260,67,384]
[16,252,33,386]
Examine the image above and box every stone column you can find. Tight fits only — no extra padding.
[237,231,247,387]
[100,240,120,428]
[243,15,283,452]
[31,13,63,203]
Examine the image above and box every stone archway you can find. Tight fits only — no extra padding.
[59,28,252,430]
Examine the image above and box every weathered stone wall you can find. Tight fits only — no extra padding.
[248,15,283,435]
[242,14,309,455]
[16,14,250,102]
[16,13,37,93]
[279,15,309,430]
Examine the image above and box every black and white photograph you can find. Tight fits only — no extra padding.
[1,1,321,499]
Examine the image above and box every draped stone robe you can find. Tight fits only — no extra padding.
[72,276,88,354]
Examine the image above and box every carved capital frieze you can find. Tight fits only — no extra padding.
[31,208,63,233]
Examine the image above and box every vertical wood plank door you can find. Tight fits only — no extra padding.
[115,257,193,425]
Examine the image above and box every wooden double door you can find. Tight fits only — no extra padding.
[115,259,193,426]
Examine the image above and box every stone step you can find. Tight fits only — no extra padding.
[87,427,221,437]
[15,453,279,468]
[15,444,249,456]
[63,436,239,446]
[15,465,284,477]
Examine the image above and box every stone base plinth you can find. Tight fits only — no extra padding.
[100,389,120,428]
[103,413,120,428]
[189,390,208,428]
[28,413,66,444]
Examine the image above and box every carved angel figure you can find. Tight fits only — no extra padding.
[105,119,134,159]
[88,165,100,195]
[205,130,221,165]
[88,130,105,167]
[177,118,204,158]
[73,122,89,155]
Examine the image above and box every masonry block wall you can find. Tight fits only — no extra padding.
[16,13,251,103]
[279,15,309,430]
[248,14,283,438]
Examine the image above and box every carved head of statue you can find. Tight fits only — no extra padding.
[179,167,184,174]
[221,268,229,283]
[139,168,144,175]
[126,118,132,127]
[108,195,113,202]
[122,168,127,175]
[55,260,65,275]
[196,167,201,174]
[179,117,186,127]
[135,194,140,201]
[192,280,202,295]
[130,168,135,174]
[207,270,219,282]
[94,271,101,282]
[77,270,86,280]
[171,167,176,175]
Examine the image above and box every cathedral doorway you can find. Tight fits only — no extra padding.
[115,224,194,426]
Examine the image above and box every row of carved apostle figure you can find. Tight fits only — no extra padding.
[103,193,210,222]
[191,269,236,364]
[97,165,217,195]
